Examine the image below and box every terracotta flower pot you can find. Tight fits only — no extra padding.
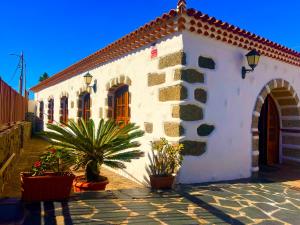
[21,172,75,202]
[150,175,175,189]
[73,176,109,192]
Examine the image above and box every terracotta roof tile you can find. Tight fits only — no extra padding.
[31,6,300,92]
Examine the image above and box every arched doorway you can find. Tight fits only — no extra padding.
[108,84,130,125]
[251,79,300,176]
[258,95,280,166]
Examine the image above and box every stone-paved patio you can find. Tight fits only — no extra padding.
[17,179,300,224]
[2,138,300,224]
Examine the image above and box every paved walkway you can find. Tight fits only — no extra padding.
[21,179,300,224]
[2,137,300,224]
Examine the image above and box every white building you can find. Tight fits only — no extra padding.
[31,0,300,185]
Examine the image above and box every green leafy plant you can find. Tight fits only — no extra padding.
[148,138,184,177]
[31,147,73,176]
[41,119,144,182]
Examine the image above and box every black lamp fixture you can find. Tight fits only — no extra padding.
[241,49,261,79]
[83,72,97,92]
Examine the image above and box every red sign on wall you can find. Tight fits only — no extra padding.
[151,45,158,59]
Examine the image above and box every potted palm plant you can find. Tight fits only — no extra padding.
[21,148,75,201]
[148,138,184,189]
[42,118,144,192]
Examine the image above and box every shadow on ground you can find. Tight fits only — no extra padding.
[2,178,296,225]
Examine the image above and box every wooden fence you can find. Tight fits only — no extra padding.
[0,78,28,126]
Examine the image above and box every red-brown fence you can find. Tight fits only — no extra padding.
[0,78,28,126]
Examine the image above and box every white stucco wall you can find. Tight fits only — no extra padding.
[34,29,300,185]
[178,31,300,184]
[34,33,184,185]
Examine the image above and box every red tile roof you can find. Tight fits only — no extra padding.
[31,4,300,92]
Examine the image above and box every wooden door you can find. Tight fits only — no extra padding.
[266,96,279,165]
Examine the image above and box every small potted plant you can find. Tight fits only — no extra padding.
[41,118,144,192]
[148,138,184,189]
[21,148,75,202]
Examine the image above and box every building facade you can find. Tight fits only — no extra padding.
[31,1,300,184]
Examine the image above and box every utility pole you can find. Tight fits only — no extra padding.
[10,51,26,96]
[19,51,24,95]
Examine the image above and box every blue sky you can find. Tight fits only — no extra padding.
[1,0,299,97]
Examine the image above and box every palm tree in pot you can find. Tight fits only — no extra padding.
[42,118,144,191]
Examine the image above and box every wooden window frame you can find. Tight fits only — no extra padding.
[60,96,68,124]
[48,99,54,124]
[108,85,130,125]
[78,92,91,122]
[39,101,44,121]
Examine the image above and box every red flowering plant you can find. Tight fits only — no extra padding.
[31,160,47,176]
[31,147,74,176]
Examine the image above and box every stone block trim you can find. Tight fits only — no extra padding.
[148,73,166,87]
[282,120,300,128]
[180,140,206,156]
[282,148,300,159]
[172,104,203,121]
[281,107,300,116]
[251,114,259,129]
[259,88,269,100]
[282,135,300,145]
[272,91,293,98]
[194,89,207,103]
[277,98,298,106]
[254,98,263,113]
[158,51,186,69]
[198,56,215,69]
[106,75,132,91]
[252,137,259,150]
[197,124,215,136]
[159,85,188,102]
[252,155,259,167]
[164,122,184,137]
[174,68,204,83]
[144,122,153,133]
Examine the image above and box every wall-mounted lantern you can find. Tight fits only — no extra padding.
[241,49,261,79]
[83,72,97,93]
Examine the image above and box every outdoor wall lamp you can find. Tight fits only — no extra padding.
[83,72,97,93]
[241,49,261,79]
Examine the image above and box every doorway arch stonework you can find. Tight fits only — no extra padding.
[251,79,300,176]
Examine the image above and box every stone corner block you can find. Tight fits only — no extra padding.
[144,122,153,133]
[194,88,207,103]
[148,73,166,87]
[180,140,206,156]
[174,68,204,83]
[172,104,203,121]
[159,85,188,102]
[159,51,186,69]
[164,122,184,137]
[197,124,215,136]
[198,56,215,69]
